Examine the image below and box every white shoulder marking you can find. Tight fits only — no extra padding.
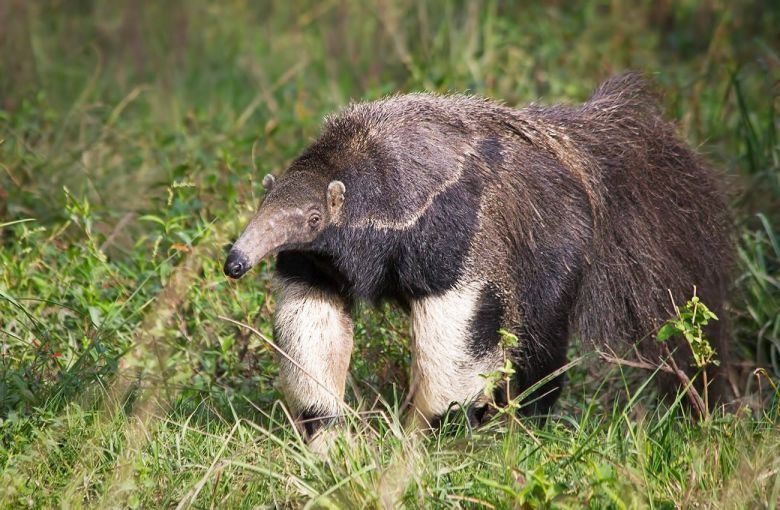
[344,151,473,231]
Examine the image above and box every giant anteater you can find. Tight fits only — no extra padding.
[225,73,733,438]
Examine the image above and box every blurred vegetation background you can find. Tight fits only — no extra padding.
[0,1,779,507]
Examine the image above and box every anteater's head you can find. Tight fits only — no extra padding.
[224,170,345,279]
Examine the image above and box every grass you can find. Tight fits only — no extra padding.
[1,1,779,507]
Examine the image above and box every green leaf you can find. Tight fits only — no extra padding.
[656,323,678,342]
[88,306,103,327]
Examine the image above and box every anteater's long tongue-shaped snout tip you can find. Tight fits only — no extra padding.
[224,249,250,279]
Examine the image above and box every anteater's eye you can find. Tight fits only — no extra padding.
[308,213,321,228]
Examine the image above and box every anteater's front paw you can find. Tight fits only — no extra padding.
[295,409,348,458]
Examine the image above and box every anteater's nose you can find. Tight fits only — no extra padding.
[224,250,250,279]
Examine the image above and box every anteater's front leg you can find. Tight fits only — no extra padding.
[274,278,354,441]
[408,281,503,428]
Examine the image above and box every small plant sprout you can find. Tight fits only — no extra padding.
[657,289,720,369]
[657,288,721,412]
[481,329,520,415]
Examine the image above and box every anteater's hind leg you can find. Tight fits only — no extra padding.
[509,287,572,421]
[407,281,503,429]
[510,337,569,420]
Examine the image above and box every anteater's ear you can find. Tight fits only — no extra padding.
[262,174,276,191]
[327,180,346,217]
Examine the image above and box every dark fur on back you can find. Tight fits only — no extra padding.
[281,73,734,403]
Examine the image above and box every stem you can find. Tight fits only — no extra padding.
[599,348,708,419]
[504,347,512,407]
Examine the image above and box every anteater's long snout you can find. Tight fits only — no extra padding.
[224,208,297,279]
[224,249,250,279]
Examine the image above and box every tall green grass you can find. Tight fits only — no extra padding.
[1,1,779,507]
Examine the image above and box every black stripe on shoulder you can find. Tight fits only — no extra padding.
[275,250,348,296]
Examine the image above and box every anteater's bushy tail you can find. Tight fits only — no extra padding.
[567,73,734,396]
[585,71,663,117]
